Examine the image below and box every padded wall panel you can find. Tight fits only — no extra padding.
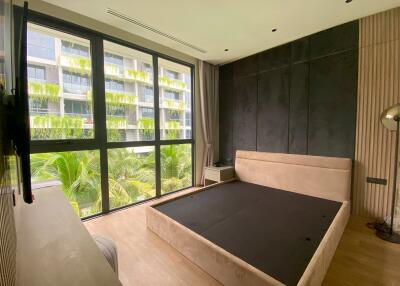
[308,50,358,158]
[258,44,290,72]
[289,63,309,154]
[219,79,234,164]
[257,68,290,153]
[233,55,258,78]
[309,21,359,59]
[233,76,258,155]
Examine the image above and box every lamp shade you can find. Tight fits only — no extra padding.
[381,104,400,131]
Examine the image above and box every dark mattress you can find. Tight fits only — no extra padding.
[154,181,342,286]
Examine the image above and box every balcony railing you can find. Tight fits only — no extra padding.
[125,69,152,83]
[104,63,124,77]
[106,117,128,129]
[163,120,181,129]
[159,76,187,90]
[105,92,137,107]
[162,98,185,110]
[61,55,91,72]
[28,82,60,102]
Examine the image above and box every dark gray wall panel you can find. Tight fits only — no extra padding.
[220,63,233,81]
[233,76,258,154]
[309,21,359,59]
[219,79,234,164]
[289,63,309,154]
[291,37,309,64]
[308,50,358,158]
[233,55,258,78]
[257,68,290,152]
[258,43,291,72]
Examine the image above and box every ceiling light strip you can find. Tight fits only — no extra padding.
[107,8,207,54]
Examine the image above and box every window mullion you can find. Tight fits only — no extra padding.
[153,55,161,198]
[91,37,109,213]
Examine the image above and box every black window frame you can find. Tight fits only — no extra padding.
[22,7,196,220]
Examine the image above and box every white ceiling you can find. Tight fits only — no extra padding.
[42,0,400,65]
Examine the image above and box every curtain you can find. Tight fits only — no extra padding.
[199,61,219,185]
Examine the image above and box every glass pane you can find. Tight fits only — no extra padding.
[27,23,94,140]
[160,144,192,194]
[30,150,101,218]
[103,40,154,142]
[108,146,155,209]
[158,58,192,140]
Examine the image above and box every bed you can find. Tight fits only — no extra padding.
[146,150,352,286]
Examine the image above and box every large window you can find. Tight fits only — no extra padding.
[27,23,93,141]
[26,16,194,219]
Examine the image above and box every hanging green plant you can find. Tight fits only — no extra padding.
[126,69,149,82]
[138,117,154,137]
[106,117,128,129]
[165,120,180,130]
[31,115,85,140]
[159,76,187,90]
[28,82,60,102]
[61,55,91,73]
[163,98,185,112]
[105,92,137,107]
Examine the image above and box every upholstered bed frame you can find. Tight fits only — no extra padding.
[147,150,352,286]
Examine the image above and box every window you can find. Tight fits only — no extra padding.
[30,151,101,217]
[165,70,179,80]
[159,58,191,140]
[105,52,123,66]
[63,70,90,94]
[61,40,89,58]
[161,144,192,194]
[139,86,153,103]
[27,30,55,60]
[164,90,180,101]
[64,100,90,117]
[141,107,154,118]
[27,17,194,219]
[27,23,94,141]
[105,79,124,92]
[108,147,155,209]
[104,40,154,143]
[28,65,45,81]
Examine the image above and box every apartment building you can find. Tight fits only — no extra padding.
[27,23,192,143]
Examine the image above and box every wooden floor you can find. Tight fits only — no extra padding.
[84,189,400,286]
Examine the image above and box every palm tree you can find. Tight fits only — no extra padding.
[160,144,192,193]
[31,151,101,216]
[30,144,192,216]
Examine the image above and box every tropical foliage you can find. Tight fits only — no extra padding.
[30,144,192,217]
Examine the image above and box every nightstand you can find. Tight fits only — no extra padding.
[204,166,235,186]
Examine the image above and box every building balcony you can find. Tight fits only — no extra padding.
[106,116,129,129]
[162,98,185,110]
[30,114,86,129]
[125,69,152,84]
[104,63,123,77]
[61,55,91,73]
[28,82,60,102]
[158,76,188,91]
[105,92,137,107]
[163,120,182,130]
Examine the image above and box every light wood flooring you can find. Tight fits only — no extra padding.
[84,189,400,286]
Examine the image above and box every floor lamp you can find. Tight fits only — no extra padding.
[379,104,400,243]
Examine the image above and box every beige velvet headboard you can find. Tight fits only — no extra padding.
[235,150,352,202]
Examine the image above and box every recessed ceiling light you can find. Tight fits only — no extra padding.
[345,0,352,3]
[224,49,229,52]
[272,28,277,32]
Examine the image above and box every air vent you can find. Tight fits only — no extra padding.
[107,8,207,54]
